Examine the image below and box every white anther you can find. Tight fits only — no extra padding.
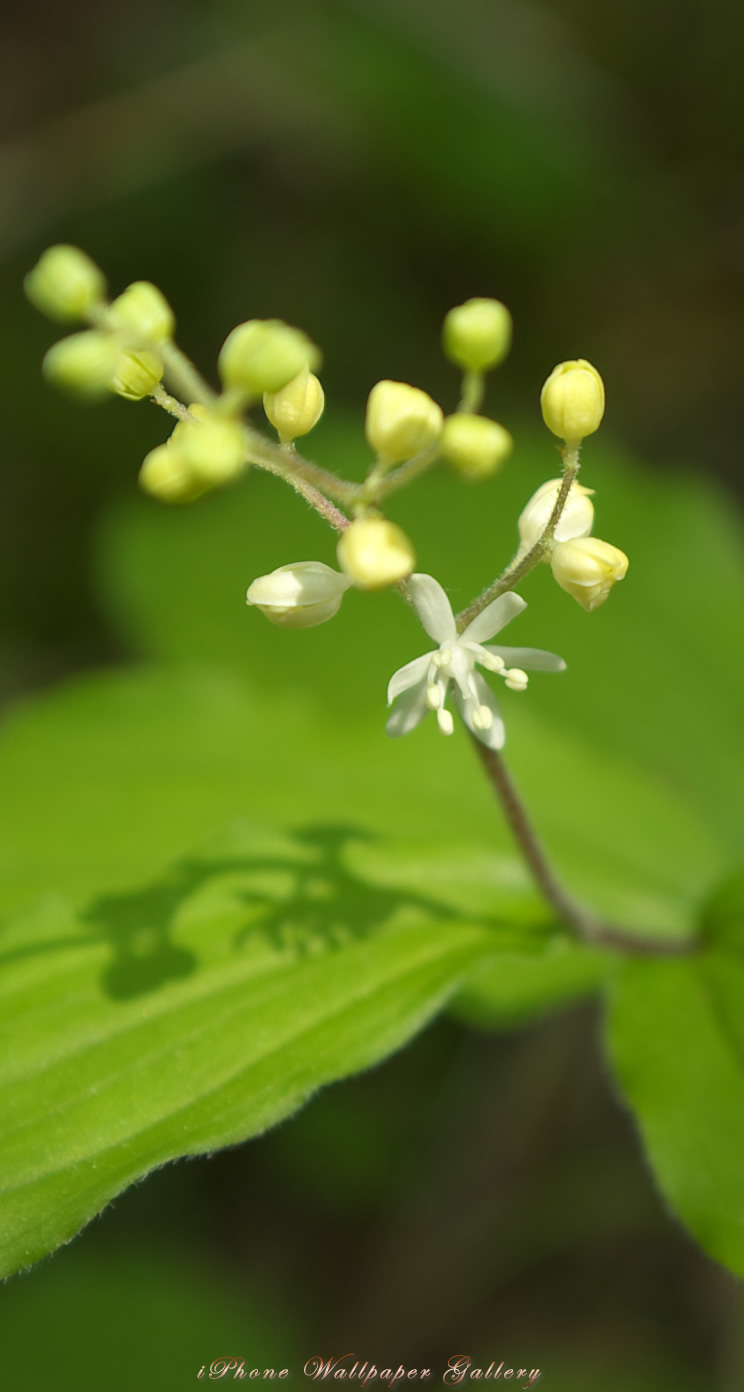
[437,708,454,735]
[478,650,505,674]
[504,668,529,692]
[471,704,493,731]
[426,683,442,710]
[435,647,452,668]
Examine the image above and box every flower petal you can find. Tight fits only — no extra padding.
[386,653,432,706]
[461,591,527,644]
[386,679,429,737]
[481,644,566,673]
[408,573,456,643]
[454,672,505,750]
[247,561,349,609]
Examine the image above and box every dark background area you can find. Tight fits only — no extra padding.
[1,1,743,1387]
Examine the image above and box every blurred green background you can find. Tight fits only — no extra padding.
[2,0,744,1387]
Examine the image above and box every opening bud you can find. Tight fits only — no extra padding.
[179,415,246,485]
[442,298,512,372]
[264,368,325,443]
[440,413,513,480]
[42,331,122,398]
[337,517,416,590]
[218,319,321,396]
[107,281,175,343]
[139,444,209,505]
[25,245,106,322]
[365,381,443,464]
[518,477,595,553]
[110,349,164,400]
[540,360,605,445]
[247,561,350,628]
[550,537,629,611]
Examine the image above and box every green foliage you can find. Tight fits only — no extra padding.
[3,413,744,1279]
[607,877,744,1277]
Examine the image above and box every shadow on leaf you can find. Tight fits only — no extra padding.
[77,822,455,1001]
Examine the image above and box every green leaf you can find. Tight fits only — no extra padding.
[0,816,496,1279]
[452,935,616,1030]
[0,657,719,1275]
[606,907,744,1277]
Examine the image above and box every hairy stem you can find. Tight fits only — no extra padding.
[372,444,441,503]
[471,736,697,957]
[455,447,580,632]
[243,428,361,507]
[159,340,218,407]
[150,384,349,530]
[150,384,195,422]
[252,454,350,532]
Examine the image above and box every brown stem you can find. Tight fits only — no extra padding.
[471,735,697,957]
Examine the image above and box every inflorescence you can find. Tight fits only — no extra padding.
[25,245,629,752]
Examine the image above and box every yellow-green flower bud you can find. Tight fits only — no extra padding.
[179,415,245,485]
[42,331,121,398]
[24,245,106,323]
[247,561,350,628]
[337,517,416,590]
[167,403,210,447]
[365,381,443,464]
[540,360,605,445]
[139,444,210,505]
[440,413,513,480]
[110,349,164,400]
[263,368,325,443]
[107,281,175,343]
[518,477,595,554]
[442,298,512,372]
[218,319,320,396]
[550,537,628,611]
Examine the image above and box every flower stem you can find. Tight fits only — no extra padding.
[149,383,349,531]
[455,446,580,632]
[252,454,350,532]
[471,735,697,957]
[243,428,361,507]
[459,369,485,413]
[372,443,441,504]
[150,384,195,422]
[159,340,218,407]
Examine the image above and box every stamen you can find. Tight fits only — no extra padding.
[504,668,528,692]
[478,650,505,674]
[437,708,454,735]
[426,683,442,709]
[434,647,452,668]
[471,704,493,731]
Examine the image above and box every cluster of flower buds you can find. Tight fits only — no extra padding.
[513,360,628,611]
[25,244,329,507]
[25,246,172,403]
[27,249,630,748]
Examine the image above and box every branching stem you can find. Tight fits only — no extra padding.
[159,340,218,407]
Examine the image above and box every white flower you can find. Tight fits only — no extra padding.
[386,574,565,749]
